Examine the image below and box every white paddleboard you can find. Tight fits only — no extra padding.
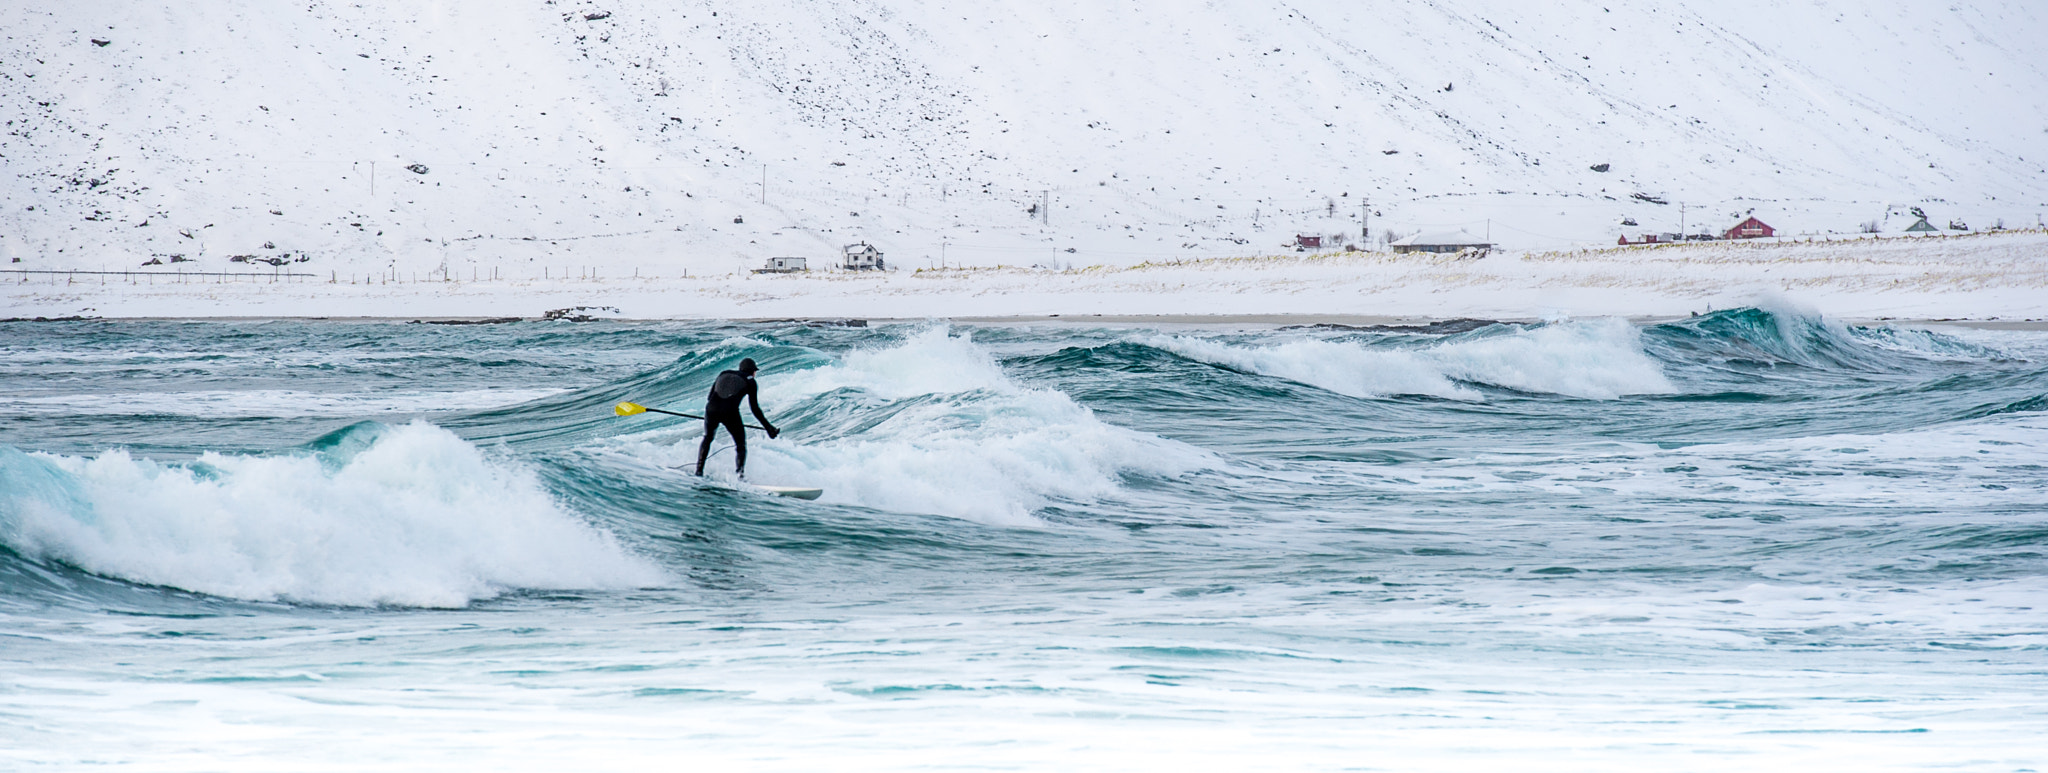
[669,467,823,500]
[754,485,824,500]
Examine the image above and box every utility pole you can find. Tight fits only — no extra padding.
[761,164,767,204]
[1680,202,1687,237]
[1362,199,1370,243]
[1042,190,1051,226]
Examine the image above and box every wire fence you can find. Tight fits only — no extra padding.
[5,269,320,285]
[4,270,319,278]
[2,266,669,284]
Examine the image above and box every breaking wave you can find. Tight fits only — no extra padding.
[1145,317,1677,400]
[0,421,665,607]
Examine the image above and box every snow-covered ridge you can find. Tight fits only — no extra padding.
[4,0,2045,278]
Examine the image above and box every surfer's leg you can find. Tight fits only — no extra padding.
[694,414,717,476]
[725,414,748,476]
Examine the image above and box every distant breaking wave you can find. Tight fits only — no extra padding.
[1647,307,2017,372]
[1144,317,1677,400]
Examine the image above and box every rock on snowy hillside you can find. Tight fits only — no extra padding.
[4,0,2044,277]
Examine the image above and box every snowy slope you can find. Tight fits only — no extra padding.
[5,0,2045,278]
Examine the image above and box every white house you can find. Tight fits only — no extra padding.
[842,242,885,270]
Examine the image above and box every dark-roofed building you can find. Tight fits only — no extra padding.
[1722,217,1775,240]
[1390,230,1492,254]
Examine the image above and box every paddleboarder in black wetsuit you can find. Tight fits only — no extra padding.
[695,358,779,477]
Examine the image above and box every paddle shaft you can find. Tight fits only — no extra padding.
[640,406,768,431]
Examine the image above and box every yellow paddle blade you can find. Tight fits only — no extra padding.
[613,402,648,417]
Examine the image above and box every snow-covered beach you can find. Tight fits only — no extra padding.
[9,230,2043,323]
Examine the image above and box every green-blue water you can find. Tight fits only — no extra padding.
[3,310,2045,769]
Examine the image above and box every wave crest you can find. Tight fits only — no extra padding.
[0,421,665,607]
[1146,318,1675,400]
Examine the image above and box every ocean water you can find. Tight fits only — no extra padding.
[2,310,2044,771]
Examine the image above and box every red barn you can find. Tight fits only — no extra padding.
[1722,217,1775,240]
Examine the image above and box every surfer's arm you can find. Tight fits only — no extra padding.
[746,381,779,438]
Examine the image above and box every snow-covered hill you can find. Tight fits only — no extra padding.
[6,0,2045,278]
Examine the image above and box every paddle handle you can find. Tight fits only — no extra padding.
[643,406,767,431]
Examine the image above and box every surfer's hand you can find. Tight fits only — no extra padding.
[766,425,780,439]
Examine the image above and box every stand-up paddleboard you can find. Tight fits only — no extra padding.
[754,485,824,500]
[672,468,823,500]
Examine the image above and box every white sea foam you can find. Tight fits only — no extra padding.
[1149,318,1676,400]
[1381,412,2048,515]
[0,388,568,417]
[752,389,1191,526]
[1611,412,2048,511]
[627,327,1210,525]
[0,421,666,607]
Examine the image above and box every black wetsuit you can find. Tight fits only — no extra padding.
[696,369,775,476]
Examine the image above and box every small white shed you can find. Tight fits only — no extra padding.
[754,256,808,274]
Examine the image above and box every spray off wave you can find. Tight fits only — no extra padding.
[0,421,665,607]
[1148,317,1677,400]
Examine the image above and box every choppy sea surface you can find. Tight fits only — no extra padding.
[2,310,2044,771]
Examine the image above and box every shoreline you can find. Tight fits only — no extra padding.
[7,231,2045,326]
[7,313,2045,330]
